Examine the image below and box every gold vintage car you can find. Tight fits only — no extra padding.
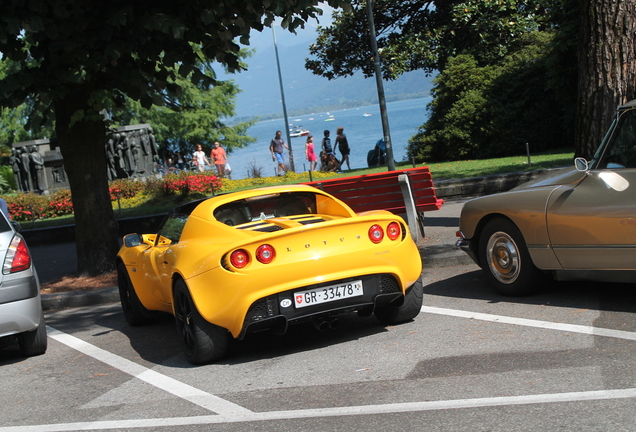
[457,99,636,296]
[117,185,423,364]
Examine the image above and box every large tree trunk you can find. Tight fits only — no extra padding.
[54,85,120,276]
[575,0,636,159]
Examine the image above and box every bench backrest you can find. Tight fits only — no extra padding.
[304,166,443,215]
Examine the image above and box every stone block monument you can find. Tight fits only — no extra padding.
[11,124,159,193]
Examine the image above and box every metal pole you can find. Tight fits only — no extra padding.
[272,26,295,172]
[367,0,395,171]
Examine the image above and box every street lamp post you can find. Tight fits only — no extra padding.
[272,25,295,172]
[367,0,395,171]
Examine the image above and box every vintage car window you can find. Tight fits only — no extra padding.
[598,108,636,169]
[214,192,318,226]
[157,212,189,244]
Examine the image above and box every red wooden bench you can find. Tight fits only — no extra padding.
[304,166,444,241]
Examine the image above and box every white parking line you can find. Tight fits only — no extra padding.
[45,327,252,417]
[421,306,636,341]
[5,309,634,431]
[4,388,636,431]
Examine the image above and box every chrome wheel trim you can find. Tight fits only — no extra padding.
[486,231,520,284]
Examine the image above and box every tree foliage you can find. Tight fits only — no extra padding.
[408,32,573,162]
[306,0,553,80]
[0,0,349,276]
[0,60,55,145]
[308,0,579,163]
[112,59,256,160]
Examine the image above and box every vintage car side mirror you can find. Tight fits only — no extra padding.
[123,233,143,247]
[574,157,589,172]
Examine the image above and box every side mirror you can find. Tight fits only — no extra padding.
[574,157,589,172]
[123,233,143,247]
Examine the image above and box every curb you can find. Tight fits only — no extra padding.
[42,286,119,312]
[421,250,476,269]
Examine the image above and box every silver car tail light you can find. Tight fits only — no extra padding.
[3,235,31,274]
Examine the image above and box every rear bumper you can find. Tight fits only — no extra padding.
[0,274,39,305]
[0,294,43,338]
[239,273,415,338]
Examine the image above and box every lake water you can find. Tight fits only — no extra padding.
[226,97,432,179]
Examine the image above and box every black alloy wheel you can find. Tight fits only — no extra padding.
[173,279,229,364]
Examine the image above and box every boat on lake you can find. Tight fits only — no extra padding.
[290,127,310,137]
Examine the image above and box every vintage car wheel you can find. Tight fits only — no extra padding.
[374,278,423,325]
[117,262,152,326]
[479,217,542,296]
[173,279,229,364]
[17,310,47,357]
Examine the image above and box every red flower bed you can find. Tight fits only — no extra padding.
[3,173,223,222]
[163,173,222,196]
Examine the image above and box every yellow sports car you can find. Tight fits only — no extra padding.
[117,185,423,364]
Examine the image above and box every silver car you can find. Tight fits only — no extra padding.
[457,99,636,296]
[0,209,47,357]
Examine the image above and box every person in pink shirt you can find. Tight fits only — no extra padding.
[305,135,317,172]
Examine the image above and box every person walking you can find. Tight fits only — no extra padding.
[269,130,289,176]
[321,129,340,172]
[305,135,318,172]
[210,141,228,176]
[192,144,210,172]
[335,126,351,170]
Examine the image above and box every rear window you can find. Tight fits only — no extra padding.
[214,192,317,226]
[0,213,12,234]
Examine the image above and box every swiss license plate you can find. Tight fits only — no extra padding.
[294,280,363,308]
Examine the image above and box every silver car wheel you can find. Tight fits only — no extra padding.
[486,231,520,284]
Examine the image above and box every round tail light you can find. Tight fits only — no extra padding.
[256,244,276,264]
[230,249,250,268]
[387,222,401,241]
[368,224,384,244]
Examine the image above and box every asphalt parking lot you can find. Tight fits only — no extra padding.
[4,258,636,431]
[7,184,636,430]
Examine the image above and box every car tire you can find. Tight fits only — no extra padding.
[173,279,229,364]
[479,217,543,296]
[117,262,152,326]
[17,310,47,357]
[374,278,423,325]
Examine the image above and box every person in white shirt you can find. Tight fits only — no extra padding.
[192,144,210,172]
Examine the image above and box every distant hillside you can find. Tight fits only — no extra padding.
[224,35,434,120]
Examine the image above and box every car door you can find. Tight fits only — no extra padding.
[546,169,636,270]
[142,212,190,305]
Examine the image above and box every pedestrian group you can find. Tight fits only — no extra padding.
[271,126,352,174]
